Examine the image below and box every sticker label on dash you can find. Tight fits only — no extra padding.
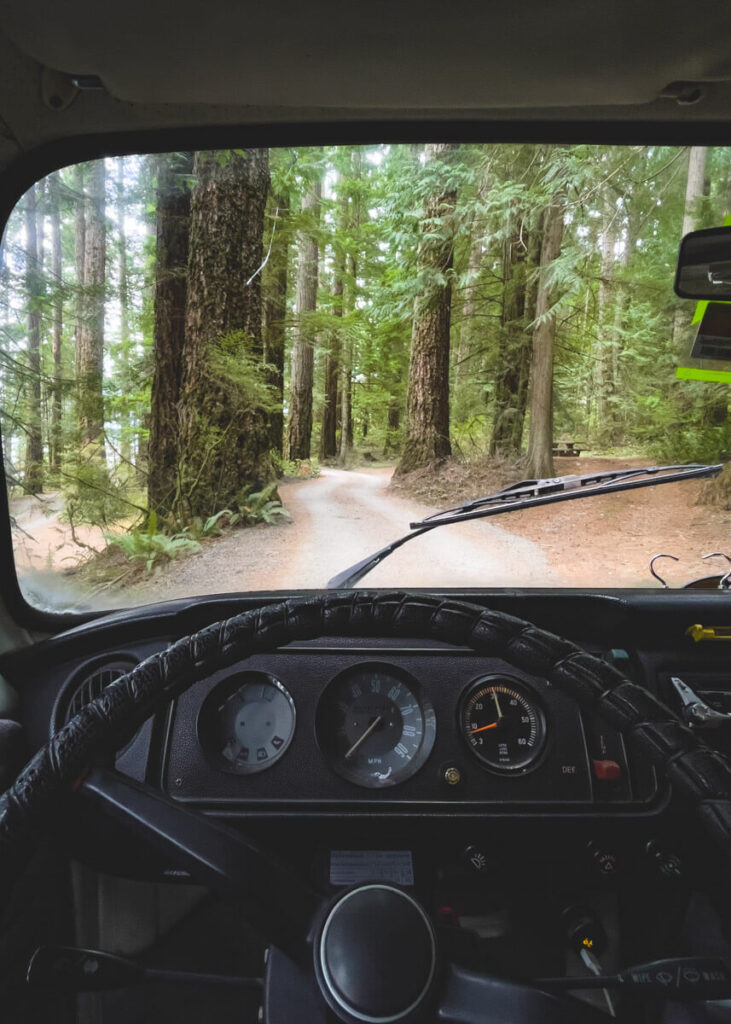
[330,850,414,886]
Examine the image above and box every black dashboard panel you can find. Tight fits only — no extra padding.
[162,643,656,811]
[7,588,731,829]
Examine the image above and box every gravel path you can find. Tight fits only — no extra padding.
[127,466,556,604]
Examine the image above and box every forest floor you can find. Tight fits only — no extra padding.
[392,454,731,588]
[9,455,731,612]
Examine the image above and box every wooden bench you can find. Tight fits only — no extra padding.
[552,440,585,457]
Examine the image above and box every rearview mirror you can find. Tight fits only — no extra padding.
[675,226,731,300]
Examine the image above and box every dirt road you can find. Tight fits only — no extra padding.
[129,466,556,604]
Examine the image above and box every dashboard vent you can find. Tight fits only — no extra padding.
[63,659,137,724]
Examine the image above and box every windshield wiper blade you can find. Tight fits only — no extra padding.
[327,463,722,589]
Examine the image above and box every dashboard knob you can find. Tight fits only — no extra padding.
[317,884,436,1022]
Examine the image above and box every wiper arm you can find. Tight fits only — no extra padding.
[327,463,722,589]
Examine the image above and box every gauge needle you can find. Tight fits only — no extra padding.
[492,690,503,719]
[469,722,499,735]
[345,715,383,759]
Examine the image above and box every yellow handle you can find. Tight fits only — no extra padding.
[686,624,731,642]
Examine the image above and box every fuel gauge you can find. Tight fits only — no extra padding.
[198,671,296,775]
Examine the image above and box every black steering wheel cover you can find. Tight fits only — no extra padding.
[1,592,730,865]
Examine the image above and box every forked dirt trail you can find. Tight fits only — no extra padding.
[13,459,731,612]
[128,466,556,604]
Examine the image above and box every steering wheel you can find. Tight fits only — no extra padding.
[2,592,731,1024]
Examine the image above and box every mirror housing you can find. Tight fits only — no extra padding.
[675,226,731,300]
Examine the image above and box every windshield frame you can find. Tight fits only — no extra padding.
[2,119,731,631]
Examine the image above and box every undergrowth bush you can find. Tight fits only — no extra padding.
[106,511,201,572]
[271,451,321,479]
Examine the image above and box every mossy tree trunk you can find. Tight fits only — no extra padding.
[76,159,106,457]
[525,198,565,479]
[287,176,321,460]
[395,143,458,476]
[178,149,272,519]
[148,152,194,519]
[24,183,44,491]
[262,190,290,456]
[49,173,63,472]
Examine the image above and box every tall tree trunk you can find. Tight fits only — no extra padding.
[116,158,132,464]
[178,148,271,518]
[339,150,362,465]
[510,223,543,452]
[395,143,458,475]
[454,227,484,411]
[24,184,44,491]
[592,192,618,447]
[49,174,63,471]
[490,216,531,456]
[73,165,86,374]
[76,159,106,455]
[525,200,565,479]
[148,152,194,518]
[262,191,290,455]
[320,272,342,459]
[287,177,321,460]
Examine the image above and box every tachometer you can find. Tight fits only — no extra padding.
[459,676,547,773]
[316,664,436,789]
[198,671,296,775]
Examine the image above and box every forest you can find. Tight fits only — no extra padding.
[1,143,730,595]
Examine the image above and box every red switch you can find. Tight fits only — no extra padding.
[593,759,622,781]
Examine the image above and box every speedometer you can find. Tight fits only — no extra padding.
[459,676,547,773]
[316,664,436,789]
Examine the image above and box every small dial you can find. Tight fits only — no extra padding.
[316,664,436,789]
[198,672,296,775]
[459,676,547,773]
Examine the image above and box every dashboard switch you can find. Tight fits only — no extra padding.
[593,759,622,781]
[462,845,490,875]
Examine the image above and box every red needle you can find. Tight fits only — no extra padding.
[470,722,499,734]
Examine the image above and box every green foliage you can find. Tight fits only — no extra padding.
[231,482,291,526]
[271,450,321,479]
[104,512,199,577]
[106,512,201,573]
[60,448,134,530]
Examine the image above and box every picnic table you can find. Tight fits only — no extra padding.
[552,440,585,457]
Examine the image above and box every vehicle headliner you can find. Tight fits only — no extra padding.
[0,0,730,179]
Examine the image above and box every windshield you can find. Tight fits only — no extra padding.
[1,143,730,613]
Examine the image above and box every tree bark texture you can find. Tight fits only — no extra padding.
[24,184,44,491]
[148,152,194,518]
[178,148,271,518]
[50,174,63,470]
[395,143,458,475]
[262,191,290,455]
[490,217,532,456]
[339,150,362,464]
[287,177,321,460]
[76,159,106,454]
[525,200,565,479]
[592,193,618,446]
[116,158,132,463]
[321,237,344,459]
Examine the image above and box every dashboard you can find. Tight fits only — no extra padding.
[5,588,731,896]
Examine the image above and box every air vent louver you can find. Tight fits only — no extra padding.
[64,660,136,724]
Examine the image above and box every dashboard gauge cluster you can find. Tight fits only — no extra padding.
[197,663,553,788]
[172,647,658,808]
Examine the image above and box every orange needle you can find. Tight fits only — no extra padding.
[470,722,499,734]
